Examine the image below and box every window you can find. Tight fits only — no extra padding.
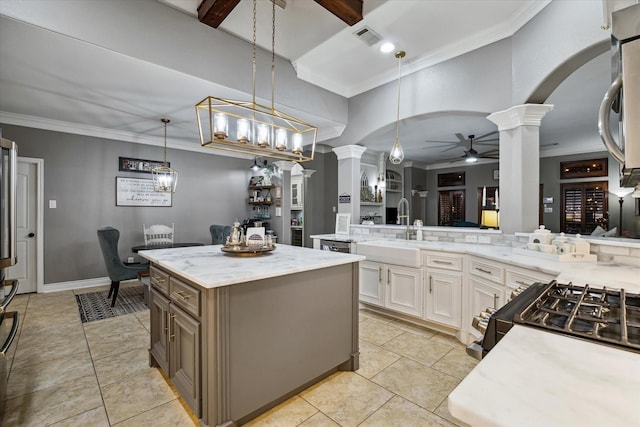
[561,181,608,234]
[438,190,465,226]
[560,158,608,179]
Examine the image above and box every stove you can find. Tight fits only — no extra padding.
[467,280,640,359]
[515,281,640,352]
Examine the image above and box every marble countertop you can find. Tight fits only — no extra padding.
[139,244,364,289]
[356,239,640,291]
[448,325,640,427]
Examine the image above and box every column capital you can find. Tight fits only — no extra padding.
[487,104,554,131]
[274,161,295,171]
[301,169,316,178]
[332,145,367,160]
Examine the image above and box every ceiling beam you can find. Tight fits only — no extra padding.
[197,0,241,29]
[314,0,363,26]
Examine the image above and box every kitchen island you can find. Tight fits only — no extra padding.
[139,244,365,427]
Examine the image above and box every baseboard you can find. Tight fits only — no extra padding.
[41,277,140,293]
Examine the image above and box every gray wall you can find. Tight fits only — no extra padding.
[424,152,640,236]
[302,151,338,246]
[426,162,499,226]
[540,151,639,235]
[2,124,252,284]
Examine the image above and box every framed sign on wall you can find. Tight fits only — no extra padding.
[119,157,167,173]
[116,177,172,207]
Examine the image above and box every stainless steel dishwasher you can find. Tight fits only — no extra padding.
[320,239,351,253]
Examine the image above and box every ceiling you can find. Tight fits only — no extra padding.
[0,0,619,166]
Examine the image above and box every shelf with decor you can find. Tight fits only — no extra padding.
[248,179,277,219]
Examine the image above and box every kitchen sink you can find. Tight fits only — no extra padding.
[356,240,421,267]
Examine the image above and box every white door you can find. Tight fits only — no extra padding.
[6,160,38,294]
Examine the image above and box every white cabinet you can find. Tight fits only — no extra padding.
[504,267,555,304]
[359,260,384,307]
[359,260,422,316]
[425,270,462,328]
[385,265,423,317]
[469,276,504,314]
[423,251,463,328]
[291,175,303,209]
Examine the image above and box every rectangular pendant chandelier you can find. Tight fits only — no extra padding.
[195,96,317,162]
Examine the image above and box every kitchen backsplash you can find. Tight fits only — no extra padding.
[348,225,640,267]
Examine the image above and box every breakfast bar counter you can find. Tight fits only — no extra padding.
[139,244,365,427]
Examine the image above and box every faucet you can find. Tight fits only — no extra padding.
[397,197,411,239]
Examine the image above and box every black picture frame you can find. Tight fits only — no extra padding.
[119,157,167,174]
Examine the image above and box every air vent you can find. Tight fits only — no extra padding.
[353,26,382,47]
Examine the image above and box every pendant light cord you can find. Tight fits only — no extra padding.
[252,0,257,106]
[271,0,276,112]
[395,51,405,141]
[161,118,170,166]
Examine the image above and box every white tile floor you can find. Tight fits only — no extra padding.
[2,285,476,426]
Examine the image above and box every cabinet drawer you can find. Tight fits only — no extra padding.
[170,277,201,318]
[506,269,555,289]
[469,257,504,284]
[150,266,170,296]
[423,252,463,271]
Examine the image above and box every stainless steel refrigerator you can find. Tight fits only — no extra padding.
[0,132,19,421]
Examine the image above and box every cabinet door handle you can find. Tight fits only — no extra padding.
[387,269,390,285]
[162,310,168,335]
[154,276,166,284]
[515,280,528,286]
[433,260,452,265]
[493,294,499,308]
[169,313,176,342]
[429,276,433,293]
[476,267,492,275]
[378,267,382,283]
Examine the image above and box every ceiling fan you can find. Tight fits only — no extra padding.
[442,134,499,163]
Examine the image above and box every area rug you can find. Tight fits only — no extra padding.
[76,284,148,323]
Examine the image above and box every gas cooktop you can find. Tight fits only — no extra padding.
[515,281,640,353]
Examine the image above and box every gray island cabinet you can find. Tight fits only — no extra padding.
[139,244,365,427]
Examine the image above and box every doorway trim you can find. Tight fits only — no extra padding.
[18,156,44,293]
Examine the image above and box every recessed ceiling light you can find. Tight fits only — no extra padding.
[380,42,395,53]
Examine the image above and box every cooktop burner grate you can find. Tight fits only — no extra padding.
[515,281,640,352]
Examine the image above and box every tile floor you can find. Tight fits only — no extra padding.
[2,284,476,426]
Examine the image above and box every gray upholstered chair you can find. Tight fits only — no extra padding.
[97,227,149,307]
[210,224,232,245]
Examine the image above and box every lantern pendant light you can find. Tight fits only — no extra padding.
[152,118,178,193]
[389,51,406,165]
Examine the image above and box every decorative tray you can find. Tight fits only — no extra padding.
[221,245,276,257]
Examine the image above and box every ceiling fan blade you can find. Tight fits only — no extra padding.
[423,139,461,144]
[475,130,499,141]
[455,133,467,143]
[439,144,465,153]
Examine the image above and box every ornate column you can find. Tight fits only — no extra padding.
[273,161,295,244]
[332,145,367,224]
[487,104,554,234]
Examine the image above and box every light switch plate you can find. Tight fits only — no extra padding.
[49,200,57,209]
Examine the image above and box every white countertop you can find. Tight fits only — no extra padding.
[356,239,640,291]
[352,238,640,426]
[139,244,364,289]
[448,325,640,427]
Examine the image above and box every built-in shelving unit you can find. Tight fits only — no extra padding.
[249,184,275,219]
